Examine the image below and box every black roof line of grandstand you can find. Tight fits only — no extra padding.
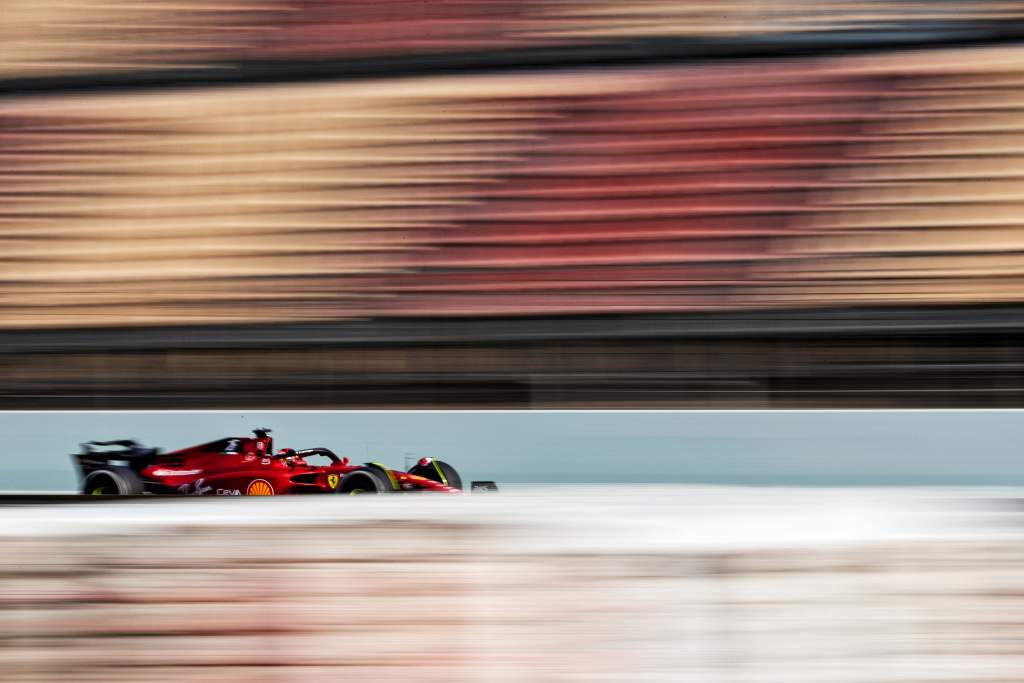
[2,26,1024,98]
[0,304,1023,354]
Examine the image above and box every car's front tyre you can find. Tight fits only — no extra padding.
[337,468,392,495]
[408,459,463,490]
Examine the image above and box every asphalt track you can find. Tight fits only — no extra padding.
[3,487,1023,542]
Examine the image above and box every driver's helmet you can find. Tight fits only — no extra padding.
[275,448,297,460]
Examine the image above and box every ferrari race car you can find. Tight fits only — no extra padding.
[73,429,498,497]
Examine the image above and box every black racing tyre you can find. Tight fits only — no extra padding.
[82,467,145,496]
[407,459,463,490]
[337,468,392,495]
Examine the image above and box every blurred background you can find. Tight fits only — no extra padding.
[7,2,1024,407]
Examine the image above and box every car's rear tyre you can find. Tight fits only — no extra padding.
[82,467,144,496]
[338,468,392,495]
[407,459,463,490]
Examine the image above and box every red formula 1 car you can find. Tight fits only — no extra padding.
[73,429,497,497]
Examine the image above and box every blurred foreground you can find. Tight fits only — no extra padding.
[4,488,1024,681]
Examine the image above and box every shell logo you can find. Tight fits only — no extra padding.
[246,479,274,496]
[327,474,339,490]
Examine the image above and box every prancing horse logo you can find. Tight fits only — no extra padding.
[327,474,339,490]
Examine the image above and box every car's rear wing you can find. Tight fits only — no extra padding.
[72,439,160,479]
